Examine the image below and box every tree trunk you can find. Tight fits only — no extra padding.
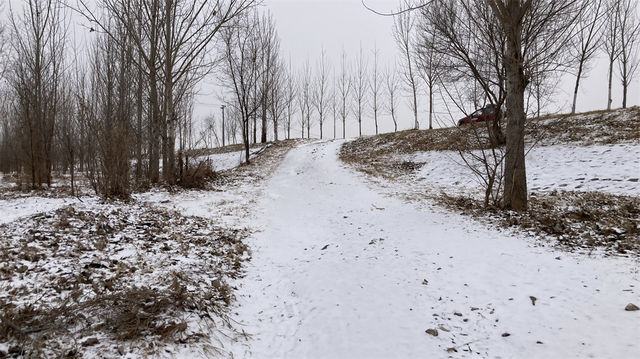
[571,61,584,114]
[135,63,143,183]
[273,117,278,141]
[243,113,250,164]
[222,108,226,146]
[253,111,257,144]
[148,74,160,184]
[502,19,528,212]
[428,82,433,130]
[412,86,419,130]
[622,58,628,109]
[333,113,336,139]
[607,57,614,110]
[392,108,398,132]
[261,103,267,143]
[374,111,378,135]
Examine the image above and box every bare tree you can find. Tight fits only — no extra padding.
[284,60,297,139]
[269,59,286,141]
[256,11,280,143]
[337,48,351,139]
[296,75,306,138]
[393,3,419,130]
[352,44,369,137]
[370,44,382,135]
[617,0,640,108]
[227,107,240,144]
[331,74,338,139]
[220,13,261,163]
[9,0,68,188]
[56,74,79,195]
[416,15,441,130]
[313,48,330,139]
[0,90,15,174]
[301,60,313,138]
[424,1,507,146]
[487,0,586,211]
[570,0,606,113]
[78,0,161,183]
[82,25,136,198]
[385,65,400,132]
[604,0,623,110]
[420,0,587,211]
[0,3,10,173]
[527,65,559,118]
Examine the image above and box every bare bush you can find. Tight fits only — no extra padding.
[177,158,218,189]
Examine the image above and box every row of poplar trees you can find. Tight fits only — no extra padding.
[0,0,258,198]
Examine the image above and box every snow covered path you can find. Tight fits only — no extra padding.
[229,141,640,359]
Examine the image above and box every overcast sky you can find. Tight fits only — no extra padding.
[3,0,639,138]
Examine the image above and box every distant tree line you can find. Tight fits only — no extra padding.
[0,0,637,206]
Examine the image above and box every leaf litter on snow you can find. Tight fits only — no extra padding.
[0,201,250,358]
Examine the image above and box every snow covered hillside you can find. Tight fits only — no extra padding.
[405,143,639,197]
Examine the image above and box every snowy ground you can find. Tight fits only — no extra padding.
[0,196,84,225]
[1,136,639,358]
[0,142,295,358]
[0,201,248,358]
[135,142,288,229]
[407,143,640,197]
[225,141,640,358]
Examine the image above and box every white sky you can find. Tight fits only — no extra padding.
[3,0,639,138]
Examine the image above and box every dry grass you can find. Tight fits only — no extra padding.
[527,106,640,146]
[339,127,469,180]
[438,191,640,255]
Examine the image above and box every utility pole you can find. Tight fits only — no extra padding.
[220,105,226,147]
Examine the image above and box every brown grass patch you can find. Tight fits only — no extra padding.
[527,106,640,146]
[438,191,640,255]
